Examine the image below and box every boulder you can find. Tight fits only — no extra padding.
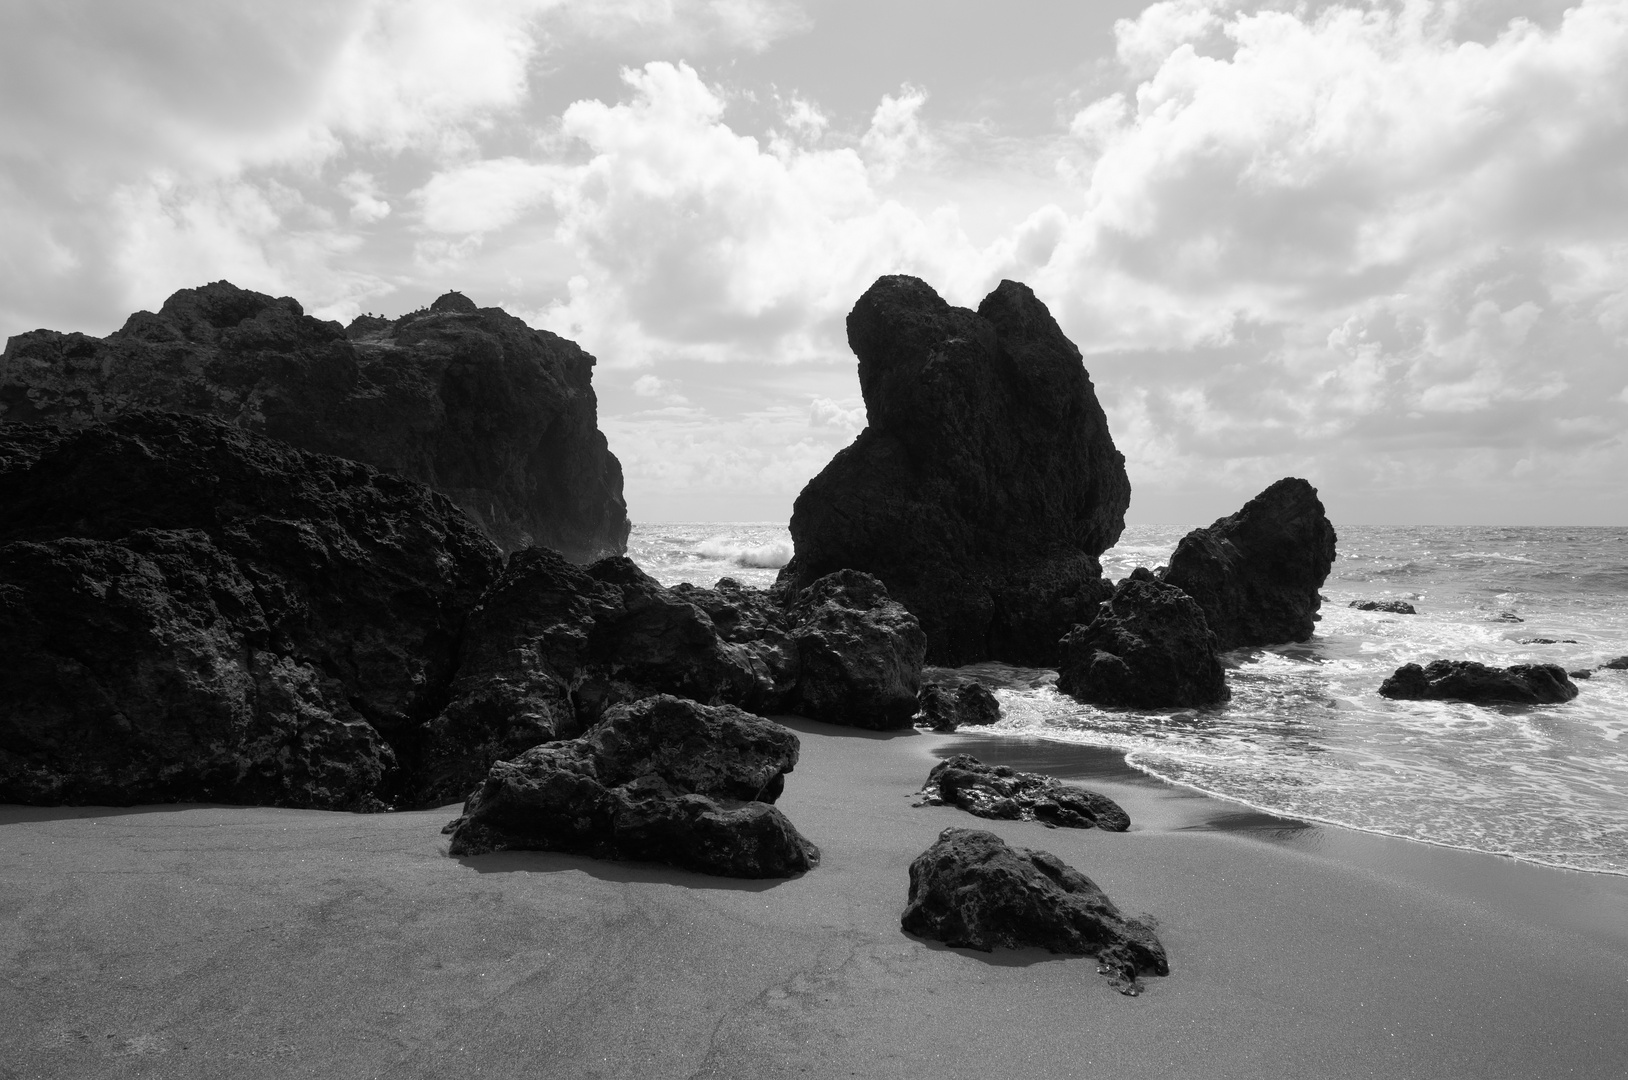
[778,276,1128,666]
[781,570,926,729]
[916,682,1002,733]
[672,578,801,709]
[1057,573,1229,708]
[912,755,1129,831]
[900,828,1168,994]
[1160,478,1337,651]
[445,695,819,878]
[1518,637,1578,645]
[1378,660,1579,705]
[0,412,502,809]
[0,281,629,560]
[1599,656,1628,670]
[1350,599,1416,615]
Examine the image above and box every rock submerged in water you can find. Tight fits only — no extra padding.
[0,281,629,560]
[1351,599,1417,615]
[913,755,1129,831]
[1378,660,1579,705]
[915,681,1002,732]
[445,695,819,879]
[900,827,1167,994]
[779,275,1128,667]
[1056,572,1229,708]
[1161,478,1337,651]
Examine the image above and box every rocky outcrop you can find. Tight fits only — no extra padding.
[0,412,501,809]
[1057,571,1229,708]
[1378,660,1579,705]
[900,828,1167,994]
[1601,656,1628,670]
[444,696,819,878]
[778,276,1128,666]
[916,681,1002,732]
[912,755,1129,831]
[1351,599,1416,615]
[0,282,629,560]
[781,570,925,729]
[1160,478,1337,651]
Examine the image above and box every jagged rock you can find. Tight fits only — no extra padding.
[916,682,1002,732]
[1160,478,1337,651]
[778,276,1128,666]
[1518,637,1578,645]
[912,755,1129,831]
[1602,656,1628,670]
[1057,574,1229,708]
[0,280,629,560]
[1378,660,1579,705]
[673,578,801,709]
[0,412,501,808]
[445,696,818,878]
[1489,611,1524,623]
[900,828,1167,994]
[781,570,926,729]
[1351,599,1416,615]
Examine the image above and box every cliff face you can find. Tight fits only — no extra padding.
[0,283,629,561]
[778,276,1130,666]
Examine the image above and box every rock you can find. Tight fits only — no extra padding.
[916,682,1002,732]
[778,276,1128,666]
[912,754,1129,831]
[0,281,628,560]
[1518,637,1578,645]
[781,570,926,729]
[672,578,801,709]
[0,412,502,808]
[1378,661,1579,705]
[1599,656,1628,670]
[1489,611,1524,623]
[1057,577,1229,708]
[1160,478,1337,650]
[1570,670,1593,680]
[1350,599,1417,615]
[900,828,1167,994]
[445,696,819,878]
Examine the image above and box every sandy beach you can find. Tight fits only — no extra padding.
[4,718,1627,1080]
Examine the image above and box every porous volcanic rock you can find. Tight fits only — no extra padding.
[0,281,629,560]
[1057,572,1229,708]
[913,754,1129,831]
[1160,478,1337,651]
[778,276,1128,666]
[781,570,926,729]
[1351,599,1416,615]
[900,827,1168,994]
[1378,660,1579,705]
[444,695,819,878]
[916,681,1002,732]
[0,412,501,808]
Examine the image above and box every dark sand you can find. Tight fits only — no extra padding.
[4,719,1627,1079]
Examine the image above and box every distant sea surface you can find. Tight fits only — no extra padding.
[630,522,1628,876]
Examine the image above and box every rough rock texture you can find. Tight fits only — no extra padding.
[781,570,926,729]
[1378,660,1579,705]
[0,281,629,560]
[1057,572,1229,708]
[1351,599,1417,615]
[778,276,1128,666]
[900,828,1167,994]
[912,755,1129,831]
[0,412,502,808]
[916,682,1002,733]
[445,695,819,878]
[1160,478,1337,651]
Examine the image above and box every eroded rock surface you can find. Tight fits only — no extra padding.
[900,827,1167,994]
[1351,599,1416,615]
[445,695,819,878]
[1378,660,1579,705]
[913,755,1129,831]
[782,570,926,729]
[916,682,1002,732]
[779,276,1128,666]
[1057,572,1229,708]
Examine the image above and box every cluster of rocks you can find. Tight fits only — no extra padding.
[1379,661,1579,705]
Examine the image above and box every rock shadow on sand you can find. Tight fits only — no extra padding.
[449,847,794,892]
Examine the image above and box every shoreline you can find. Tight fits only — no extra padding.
[4,718,1627,1078]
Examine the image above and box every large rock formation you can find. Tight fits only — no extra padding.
[777,276,1128,666]
[781,570,926,729]
[915,681,1002,733]
[1378,660,1579,705]
[912,755,1130,831]
[1159,478,1337,651]
[1056,571,1229,708]
[445,695,819,878]
[0,412,502,809]
[900,828,1168,994]
[0,282,629,560]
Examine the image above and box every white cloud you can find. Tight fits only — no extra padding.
[860,85,933,182]
[809,396,865,433]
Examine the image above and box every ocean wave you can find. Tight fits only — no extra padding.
[696,536,793,569]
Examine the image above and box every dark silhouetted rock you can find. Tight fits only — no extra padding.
[912,755,1129,831]
[1057,577,1229,708]
[1351,599,1416,615]
[1489,611,1524,623]
[781,570,926,729]
[1518,637,1578,645]
[0,412,501,808]
[900,828,1167,994]
[1602,656,1628,670]
[445,696,818,878]
[1378,660,1579,705]
[0,281,628,560]
[673,577,801,709]
[778,276,1128,666]
[1160,478,1337,651]
[916,681,1002,732]
[1570,670,1593,680]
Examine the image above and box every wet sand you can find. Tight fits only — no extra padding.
[3,718,1627,1079]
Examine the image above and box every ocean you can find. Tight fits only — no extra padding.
[630,522,1628,877]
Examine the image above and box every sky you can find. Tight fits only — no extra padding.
[2,0,1624,526]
